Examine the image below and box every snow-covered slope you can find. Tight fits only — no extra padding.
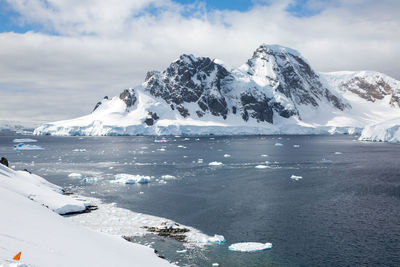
[34,44,400,136]
[0,164,173,267]
[359,118,400,142]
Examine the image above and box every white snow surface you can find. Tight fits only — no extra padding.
[228,242,273,252]
[359,117,400,142]
[0,164,174,267]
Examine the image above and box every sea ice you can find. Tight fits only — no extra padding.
[207,234,226,244]
[209,161,223,166]
[13,138,37,143]
[228,242,272,252]
[223,154,231,158]
[112,174,151,184]
[13,143,44,150]
[161,175,176,180]
[68,173,83,178]
[290,175,303,181]
[72,149,86,152]
[255,165,269,169]
[275,143,283,146]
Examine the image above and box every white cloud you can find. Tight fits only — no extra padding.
[1,0,399,124]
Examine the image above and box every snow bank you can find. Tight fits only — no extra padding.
[359,118,400,142]
[0,165,174,267]
[0,165,87,214]
[12,138,37,143]
[228,242,272,252]
[112,174,151,184]
[65,197,225,249]
[13,143,44,151]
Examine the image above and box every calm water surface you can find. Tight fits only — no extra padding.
[1,135,399,266]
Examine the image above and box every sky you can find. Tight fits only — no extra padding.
[0,0,399,126]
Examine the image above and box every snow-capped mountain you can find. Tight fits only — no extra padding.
[34,44,400,136]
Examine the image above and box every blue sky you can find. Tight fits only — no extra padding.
[0,0,322,34]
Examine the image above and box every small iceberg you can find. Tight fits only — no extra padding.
[334,152,342,155]
[228,242,272,252]
[209,161,223,166]
[290,175,303,181]
[161,175,176,180]
[255,165,269,169]
[83,177,98,183]
[72,149,86,152]
[13,138,37,143]
[68,173,82,178]
[112,173,151,184]
[177,145,186,148]
[293,144,300,148]
[223,154,231,158]
[197,159,204,164]
[274,143,283,146]
[154,139,168,143]
[13,143,44,150]
[208,234,226,245]
[260,154,268,157]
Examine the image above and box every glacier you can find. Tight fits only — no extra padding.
[359,118,400,142]
[33,44,400,137]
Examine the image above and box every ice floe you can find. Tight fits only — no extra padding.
[72,149,86,152]
[12,138,37,143]
[274,143,283,146]
[334,152,342,155]
[161,175,176,180]
[293,144,300,148]
[13,143,44,150]
[290,175,303,181]
[255,165,269,169]
[112,174,151,184]
[223,154,231,158]
[228,242,272,252]
[207,234,226,244]
[209,161,223,166]
[68,173,83,178]
[83,177,99,183]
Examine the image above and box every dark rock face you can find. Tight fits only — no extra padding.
[144,55,231,118]
[240,93,273,123]
[340,76,400,106]
[119,89,137,108]
[144,112,159,126]
[0,157,8,167]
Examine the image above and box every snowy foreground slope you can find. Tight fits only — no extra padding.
[0,165,174,267]
[34,44,400,136]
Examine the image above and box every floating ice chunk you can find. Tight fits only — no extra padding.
[83,177,98,183]
[223,154,231,158]
[176,249,187,253]
[197,159,204,164]
[208,234,225,244]
[157,148,166,152]
[112,174,151,184]
[13,138,37,143]
[161,175,176,180]
[228,242,272,252]
[274,143,283,146]
[209,161,223,166]
[293,144,300,148]
[320,158,332,163]
[290,175,302,181]
[260,154,268,157]
[72,149,86,152]
[177,145,186,148]
[13,143,44,150]
[212,263,219,267]
[184,138,190,141]
[154,139,168,143]
[255,165,269,169]
[334,152,342,155]
[68,173,82,178]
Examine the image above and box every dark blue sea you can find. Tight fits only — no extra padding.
[1,135,399,266]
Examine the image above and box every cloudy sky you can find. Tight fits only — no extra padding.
[1,0,399,126]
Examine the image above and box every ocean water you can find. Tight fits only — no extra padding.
[1,135,400,266]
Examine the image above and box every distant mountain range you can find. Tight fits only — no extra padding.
[34,44,400,137]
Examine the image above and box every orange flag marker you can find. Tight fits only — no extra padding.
[13,252,21,261]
